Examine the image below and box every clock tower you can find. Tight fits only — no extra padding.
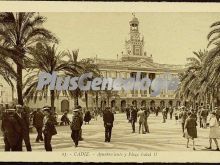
[122,14,152,62]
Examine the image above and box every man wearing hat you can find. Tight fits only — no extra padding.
[33,108,45,142]
[15,104,32,151]
[42,106,57,151]
[130,105,137,133]
[103,107,114,142]
[70,107,83,147]
[74,105,84,141]
[1,108,23,151]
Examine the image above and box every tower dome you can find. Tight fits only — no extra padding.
[129,16,139,25]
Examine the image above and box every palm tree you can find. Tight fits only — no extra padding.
[23,43,73,112]
[81,58,100,109]
[202,46,220,106]
[207,21,220,47]
[204,21,220,106]
[65,50,100,108]
[0,12,57,105]
[175,50,207,105]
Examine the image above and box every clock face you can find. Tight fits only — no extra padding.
[131,33,139,40]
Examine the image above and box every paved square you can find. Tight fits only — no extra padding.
[0,113,214,151]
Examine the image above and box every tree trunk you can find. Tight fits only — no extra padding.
[50,90,55,113]
[107,97,110,107]
[217,88,220,106]
[96,92,99,109]
[11,86,15,101]
[74,91,79,107]
[85,91,88,110]
[16,64,23,105]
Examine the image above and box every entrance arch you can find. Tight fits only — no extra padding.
[141,100,146,107]
[176,101,180,107]
[169,100,173,106]
[101,100,107,110]
[132,100,137,107]
[61,100,69,113]
[160,100,165,108]
[111,100,116,108]
[150,100,155,107]
[121,100,126,112]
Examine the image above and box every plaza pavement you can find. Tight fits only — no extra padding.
[0,113,216,151]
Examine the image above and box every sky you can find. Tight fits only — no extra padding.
[41,12,220,65]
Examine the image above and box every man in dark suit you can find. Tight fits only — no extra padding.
[125,104,130,122]
[1,109,23,151]
[15,104,32,151]
[130,105,137,133]
[70,108,83,147]
[33,108,45,142]
[103,107,114,142]
[42,107,57,151]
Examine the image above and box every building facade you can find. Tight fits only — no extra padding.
[93,15,183,112]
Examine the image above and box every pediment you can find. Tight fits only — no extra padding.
[124,59,159,69]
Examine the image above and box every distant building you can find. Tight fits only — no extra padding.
[0,81,13,106]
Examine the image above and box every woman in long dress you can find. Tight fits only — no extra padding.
[206,111,220,151]
[184,112,197,150]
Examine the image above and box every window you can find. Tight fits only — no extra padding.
[135,48,140,55]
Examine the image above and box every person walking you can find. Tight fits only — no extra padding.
[174,107,179,124]
[60,111,70,126]
[162,107,167,123]
[155,106,160,117]
[130,106,137,133]
[70,108,83,147]
[33,108,45,143]
[15,104,32,151]
[1,109,23,151]
[137,107,145,134]
[144,107,150,133]
[206,111,220,151]
[125,105,130,122]
[201,105,209,128]
[169,106,174,120]
[179,106,188,133]
[76,105,84,141]
[42,107,57,151]
[184,112,197,150]
[103,107,114,142]
[84,110,92,125]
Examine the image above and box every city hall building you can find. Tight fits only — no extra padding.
[0,15,184,113]
[93,15,183,112]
